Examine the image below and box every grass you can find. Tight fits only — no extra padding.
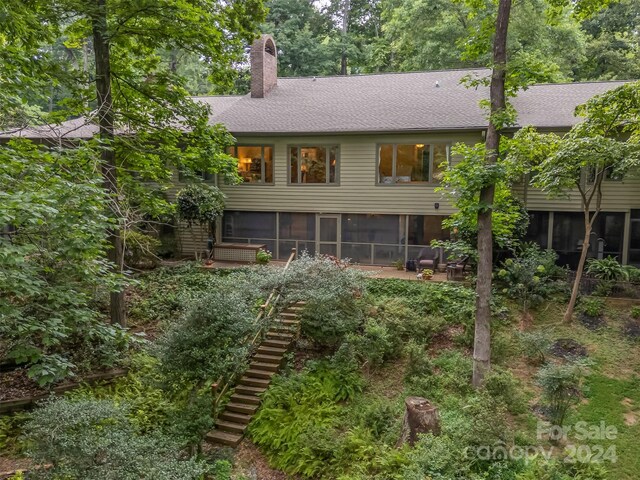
[572,374,640,479]
[518,297,640,479]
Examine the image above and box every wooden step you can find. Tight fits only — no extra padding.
[238,375,271,388]
[261,338,291,348]
[249,361,279,372]
[266,331,294,341]
[205,430,243,447]
[253,353,282,364]
[280,312,298,319]
[216,420,248,434]
[235,384,268,396]
[227,402,258,415]
[245,368,276,380]
[220,411,252,424]
[230,393,261,405]
[280,319,299,326]
[257,345,287,355]
[271,325,297,333]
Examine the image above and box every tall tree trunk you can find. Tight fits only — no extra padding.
[565,220,592,323]
[472,0,512,388]
[340,0,350,75]
[92,0,126,327]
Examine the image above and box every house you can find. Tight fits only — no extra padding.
[5,35,640,267]
[201,35,639,268]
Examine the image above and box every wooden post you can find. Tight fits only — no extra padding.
[397,397,440,447]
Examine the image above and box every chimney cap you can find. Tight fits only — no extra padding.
[250,34,278,98]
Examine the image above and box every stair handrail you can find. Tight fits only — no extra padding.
[211,248,297,414]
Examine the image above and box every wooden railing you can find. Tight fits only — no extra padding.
[211,248,297,414]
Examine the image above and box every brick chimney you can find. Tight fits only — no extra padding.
[250,34,277,98]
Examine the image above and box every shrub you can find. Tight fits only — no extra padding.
[536,361,587,427]
[405,350,473,401]
[483,368,527,414]
[579,296,605,317]
[23,398,207,480]
[586,256,628,282]
[262,253,367,347]
[496,244,565,312]
[518,331,551,366]
[248,361,364,477]
[123,230,161,268]
[156,275,259,389]
[631,306,640,320]
[347,318,396,370]
[623,265,640,284]
[256,248,272,264]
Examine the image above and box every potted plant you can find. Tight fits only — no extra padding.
[422,269,434,280]
[393,258,404,271]
[256,248,272,265]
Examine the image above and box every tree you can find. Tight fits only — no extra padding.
[507,81,640,322]
[263,0,339,76]
[381,0,585,79]
[576,0,640,81]
[471,0,512,388]
[1,0,266,326]
[0,140,126,385]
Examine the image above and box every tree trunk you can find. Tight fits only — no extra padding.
[92,0,126,327]
[396,397,440,447]
[472,0,512,388]
[564,213,595,323]
[340,0,350,75]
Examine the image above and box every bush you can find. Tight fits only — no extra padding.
[156,275,260,389]
[518,331,551,366]
[263,253,367,347]
[23,398,207,480]
[124,230,161,268]
[586,256,628,282]
[404,350,473,401]
[248,361,364,477]
[631,306,640,320]
[496,244,565,312]
[536,361,587,427]
[623,265,640,284]
[579,296,605,317]
[483,368,527,414]
[347,318,397,370]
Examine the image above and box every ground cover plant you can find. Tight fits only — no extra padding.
[2,262,639,480]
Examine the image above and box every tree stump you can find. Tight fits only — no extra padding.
[396,397,440,447]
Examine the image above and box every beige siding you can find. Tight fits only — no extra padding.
[513,180,640,212]
[170,132,640,256]
[218,133,484,216]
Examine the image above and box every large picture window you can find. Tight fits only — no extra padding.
[378,143,449,184]
[289,145,338,184]
[228,145,273,184]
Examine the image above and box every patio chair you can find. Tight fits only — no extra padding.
[416,247,439,273]
[446,256,470,281]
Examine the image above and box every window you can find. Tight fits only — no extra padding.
[524,211,549,249]
[289,146,338,184]
[378,143,449,184]
[228,145,273,184]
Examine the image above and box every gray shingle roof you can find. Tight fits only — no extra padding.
[1,69,630,138]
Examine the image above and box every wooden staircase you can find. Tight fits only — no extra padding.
[204,303,303,447]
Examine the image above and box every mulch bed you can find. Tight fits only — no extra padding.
[579,313,606,331]
[0,369,46,402]
[550,338,588,359]
[622,319,640,340]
